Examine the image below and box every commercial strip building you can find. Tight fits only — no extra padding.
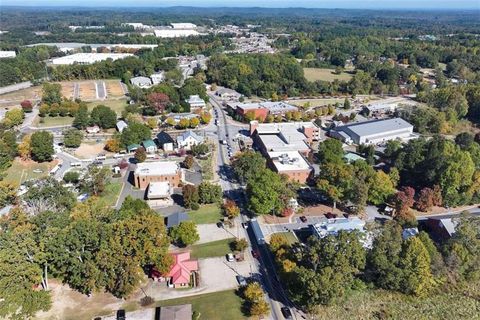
[330,118,415,145]
[230,101,298,121]
[133,161,182,189]
[49,53,134,65]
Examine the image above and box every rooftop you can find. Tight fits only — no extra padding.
[336,118,413,138]
[235,101,298,114]
[49,53,134,65]
[134,161,179,176]
[142,139,156,148]
[254,122,313,153]
[148,181,172,199]
[268,151,312,172]
[166,212,190,228]
[312,217,366,238]
[160,304,192,320]
[177,130,204,143]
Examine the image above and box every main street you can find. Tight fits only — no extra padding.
[208,93,298,320]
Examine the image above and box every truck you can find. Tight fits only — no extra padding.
[250,218,265,245]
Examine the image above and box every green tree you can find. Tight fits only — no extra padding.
[63,171,80,184]
[400,237,435,296]
[182,184,199,210]
[247,168,292,215]
[368,170,396,205]
[24,177,76,212]
[73,105,90,129]
[63,128,83,148]
[4,108,25,127]
[41,82,62,105]
[30,131,54,162]
[120,122,151,147]
[0,181,17,207]
[231,151,266,184]
[317,139,344,165]
[198,182,222,204]
[81,166,111,196]
[343,97,351,109]
[90,105,117,129]
[170,221,199,246]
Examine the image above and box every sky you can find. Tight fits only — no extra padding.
[0,0,479,9]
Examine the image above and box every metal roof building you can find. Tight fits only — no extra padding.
[331,118,415,145]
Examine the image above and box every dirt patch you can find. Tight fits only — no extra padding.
[60,82,75,99]
[74,142,106,159]
[0,86,42,106]
[263,204,345,224]
[79,81,97,100]
[105,80,125,97]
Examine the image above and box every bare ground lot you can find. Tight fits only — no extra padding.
[0,86,41,107]
[303,67,353,82]
[73,142,107,159]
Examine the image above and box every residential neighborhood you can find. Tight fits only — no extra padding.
[0,3,479,320]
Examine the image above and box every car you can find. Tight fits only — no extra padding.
[226,253,234,262]
[325,212,338,219]
[242,222,248,229]
[281,307,293,319]
[251,249,260,259]
[217,222,224,228]
[299,216,307,223]
[236,275,247,286]
[116,309,126,320]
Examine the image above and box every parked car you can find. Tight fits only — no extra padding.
[241,222,248,229]
[226,253,234,262]
[116,309,126,320]
[299,216,307,223]
[236,275,247,287]
[281,307,293,319]
[251,249,260,259]
[325,212,338,219]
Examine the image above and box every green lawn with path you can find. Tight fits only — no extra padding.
[188,204,223,224]
[86,99,128,115]
[3,158,54,183]
[97,181,123,207]
[35,115,74,127]
[190,238,235,259]
[155,290,246,320]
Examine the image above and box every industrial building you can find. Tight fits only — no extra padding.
[330,118,415,145]
[49,53,134,65]
[230,101,298,121]
[154,23,200,38]
[133,161,182,189]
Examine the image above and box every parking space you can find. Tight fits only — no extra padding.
[197,224,243,244]
[198,257,253,291]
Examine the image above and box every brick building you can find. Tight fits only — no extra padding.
[133,161,182,189]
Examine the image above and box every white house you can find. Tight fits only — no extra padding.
[186,95,206,109]
[176,130,204,150]
[142,139,158,154]
[150,71,165,85]
[130,76,152,88]
[116,120,128,133]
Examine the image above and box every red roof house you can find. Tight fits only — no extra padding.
[156,252,198,288]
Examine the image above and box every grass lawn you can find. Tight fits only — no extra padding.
[86,98,128,115]
[272,232,298,245]
[190,238,235,259]
[198,155,214,181]
[97,180,123,207]
[156,290,246,320]
[303,68,353,82]
[289,98,345,108]
[188,204,223,224]
[3,158,55,184]
[34,115,74,127]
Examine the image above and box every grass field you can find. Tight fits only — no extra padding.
[0,86,41,105]
[190,238,235,259]
[303,68,353,82]
[155,290,246,320]
[188,204,223,224]
[289,98,346,108]
[3,158,55,184]
[198,154,214,181]
[97,181,123,207]
[86,98,128,115]
[34,115,74,127]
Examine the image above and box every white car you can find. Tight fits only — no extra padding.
[226,253,234,262]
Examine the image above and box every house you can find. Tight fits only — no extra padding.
[147,181,173,200]
[330,118,416,145]
[86,125,100,134]
[142,139,157,153]
[156,131,175,152]
[159,304,192,320]
[176,130,204,150]
[166,212,190,229]
[127,143,141,153]
[130,76,152,88]
[133,161,182,189]
[116,120,128,133]
[185,95,206,109]
[150,71,165,85]
[215,87,241,101]
[312,217,366,238]
[151,252,198,288]
[422,217,459,241]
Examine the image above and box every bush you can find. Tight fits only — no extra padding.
[140,296,154,307]
[63,171,80,184]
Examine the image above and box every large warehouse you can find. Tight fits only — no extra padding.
[331,118,415,145]
[49,53,134,65]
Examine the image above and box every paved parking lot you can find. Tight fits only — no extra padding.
[197,224,244,244]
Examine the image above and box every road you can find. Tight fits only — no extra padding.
[209,93,295,320]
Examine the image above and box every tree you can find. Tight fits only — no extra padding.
[316,162,354,209]
[317,139,344,165]
[73,105,90,129]
[392,187,415,221]
[198,182,222,204]
[90,105,117,129]
[343,97,351,109]
[20,100,33,112]
[177,118,190,129]
[24,177,76,212]
[247,168,292,215]
[18,134,32,160]
[368,170,396,205]
[250,300,270,317]
[415,187,435,212]
[200,112,212,124]
[183,155,195,169]
[233,238,248,252]
[232,151,266,184]
[223,199,240,219]
[4,108,25,127]
[243,282,264,302]
[146,117,158,129]
[30,131,54,162]
[120,122,151,147]
[191,143,209,157]
[189,117,200,128]
[455,132,474,150]
[0,181,17,207]
[182,185,199,210]
[63,171,80,184]
[63,128,83,148]
[41,82,62,105]
[81,166,111,196]
[269,233,291,253]
[134,147,147,163]
[147,92,170,114]
[170,221,199,246]
[105,138,121,153]
[165,117,175,127]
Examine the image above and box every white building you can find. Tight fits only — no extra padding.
[49,53,133,65]
[154,29,200,38]
[176,130,204,150]
[150,71,165,85]
[186,95,206,109]
[147,181,173,200]
[124,23,149,30]
[0,51,16,59]
[330,118,415,145]
[171,23,197,30]
[116,120,128,133]
[130,76,152,88]
[312,217,366,238]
